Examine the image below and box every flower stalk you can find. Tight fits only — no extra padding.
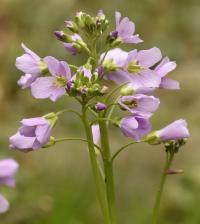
[81,103,110,224]
[99,114,117,224]
[151,151,175,224]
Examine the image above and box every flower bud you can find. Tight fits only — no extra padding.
[54,31,71,42]
[64,21,78,33]
[75,11,86,28]
[94,102,107,112]
[120,85,134,96]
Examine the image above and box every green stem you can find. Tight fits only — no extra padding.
[151,152,175,224]
[111,141,138,162]
[99,116,117,224]
[54,137,102,152]
[81,104,110,224]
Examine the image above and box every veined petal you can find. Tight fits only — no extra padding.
[35,124,51,145]
[9,132,36,150]
[43,56,60,76]
[160,77,180,90]
[155,57,176,77]
[31,77,55,99]
[137,47,162,68]
[21,43,40,61]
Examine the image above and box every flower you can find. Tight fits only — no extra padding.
[154,57,180,90]
[16,43,47,89]
[101,48,128,72]
[9,117,52,152]
[104,47,162,93]
[92,124,100,145]
[0,159,19,213]
[118,94,160,116]
[110,12,143,44]
[0,159,19,187]
[120,114,151,141]
[156,119,189,141]
[31,56,71,101]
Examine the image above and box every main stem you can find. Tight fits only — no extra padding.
[151,152,174,224]
[81,104,110,224]
[99,116,117,224]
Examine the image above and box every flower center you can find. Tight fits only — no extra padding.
[123,99,138,108]
[127,60,141,74]
[54,75,67,87]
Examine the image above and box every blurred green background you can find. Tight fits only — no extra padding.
[0,0,200,223]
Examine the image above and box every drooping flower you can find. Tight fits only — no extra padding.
[109,12,143,45]
[16,43,47,89]
[0,159,19,213]
[118,94,160,116]
[31,56,71,101]
[154,57,180,90]
[9,117,52,152]
[120,114,152,141]
[103,47,162,93]
[92,124,100,145]
[156,119,189,141]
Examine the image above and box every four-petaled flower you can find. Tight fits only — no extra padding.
[31,56,71,101]
[110,12,143,44]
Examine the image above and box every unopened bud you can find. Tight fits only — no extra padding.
[64,21,78,33]
[120,85,134,96]
[94,102,107,112]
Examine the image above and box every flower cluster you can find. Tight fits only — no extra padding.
[12,10,189,151]
[0,159,19,213]
[9,10,190,223]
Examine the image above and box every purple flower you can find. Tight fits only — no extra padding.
[120,114,152,141]
[16,43,41,75]
[95,102,107,112]
[101,48,128,70]
[0,158,19,213]
[92,124,100,145]
[104,47,162,93]
[9,117,52,152]
[154,57,180,90]
[0,159,19,187]
[31,56,71,101]
[118,94,160,116]
[156,119,189,141]
[63,34,83,55]
[111,11,143,44]
[16,44,47,89]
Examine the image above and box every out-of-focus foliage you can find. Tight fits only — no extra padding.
[0,0,200,223]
